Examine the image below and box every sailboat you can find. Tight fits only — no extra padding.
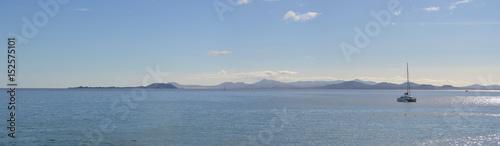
[223,85,226,90]
[397,63,416,102]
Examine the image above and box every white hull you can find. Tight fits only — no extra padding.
[397,95,416,102]
[397,97,407,102]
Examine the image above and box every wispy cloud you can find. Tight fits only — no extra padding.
[237,0,251,5]
[283,11,319,22]
[234,70,298,78]
[356,76,469,86]
[393,10,401,16]
[218,70,227,75]
[189,70,471,86]
[190,70,342,84]
[305,56,315,60]
[424,6,440,11]
[207,51,232,56]
[74,8,90,11]
[192,70,299,82]
[449,0,472,10]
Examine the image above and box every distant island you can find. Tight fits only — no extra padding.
[69,83,178,89]
[69,79,500,90]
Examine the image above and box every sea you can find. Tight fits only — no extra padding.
[1,89,499,145]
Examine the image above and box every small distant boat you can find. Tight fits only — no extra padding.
[397,63,416,102]
[223,85,226,90]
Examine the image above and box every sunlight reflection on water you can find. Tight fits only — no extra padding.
[426,96,500,106]
[3,89,499,145]
[417,133,500,145]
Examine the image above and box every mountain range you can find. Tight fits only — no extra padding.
[166,79,500,90]
[70,79,500,90]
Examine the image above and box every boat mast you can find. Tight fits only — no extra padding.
[407,63,411,95]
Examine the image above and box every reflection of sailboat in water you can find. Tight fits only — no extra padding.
[397,63,416,102]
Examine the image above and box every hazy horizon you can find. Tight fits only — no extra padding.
[68,78,498,88]
[2,0,499,88]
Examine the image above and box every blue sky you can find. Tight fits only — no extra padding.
[1,0,500,88]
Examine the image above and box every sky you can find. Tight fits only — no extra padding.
[1,0,500,88]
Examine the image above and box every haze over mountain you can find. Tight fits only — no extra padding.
[162,79,500,90]
[168,79,346,89]
[70,78,500,90]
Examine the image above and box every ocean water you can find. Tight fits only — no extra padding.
[1,89,499,145]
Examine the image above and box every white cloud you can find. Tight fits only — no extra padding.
[74,8,90,11]
[449,0,472,10]
[393,10,401,16]
[237,0,251,5]
[190,70,299,82]
[356,76,406,84]
[207,51,232,56]
[296,76,339,81]
[454,0,472,5]
[425,6,440,11]
[218,70,227,75]
[283,11,319,22]
[189,70,343,84]
[234,70,298,78]
[305,56,315,60]
[277,71,298,75]
[393,11,401,16]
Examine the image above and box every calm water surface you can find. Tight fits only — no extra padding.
[1,89,499,145]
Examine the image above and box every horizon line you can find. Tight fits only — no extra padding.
[63,79,499,88]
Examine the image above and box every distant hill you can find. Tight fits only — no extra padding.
[351,79,378,85]
[464,84,500,90]
[70,79,500,90]
[287,80,345,88]
[319,81,491,90]
[246,79,297,89]
[145,83,178,89]
[168,79,427,90]
[323,81,372,89]
[69,83,178,89]
[167,82,211,89]
[216,82,249,88]
[168,79,341,89]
